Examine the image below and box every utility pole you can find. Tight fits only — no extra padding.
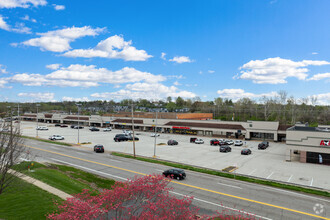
[36,104,40,138]
[131,102,136,158]
[7,106,13,165]
[76,103,81,144]
[153,110,158,158]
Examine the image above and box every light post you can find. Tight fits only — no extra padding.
[76,104,81,144]
[131,102,136,158]
[7,105,13,165]
[36,104,40,138]
[153,110,158,158]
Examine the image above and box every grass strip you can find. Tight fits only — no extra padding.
[21,135,72,146]
[13,161,116,195]
[111,152,330,198]
[0,174,61,220]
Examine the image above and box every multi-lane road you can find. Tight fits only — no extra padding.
[24,138,329,220]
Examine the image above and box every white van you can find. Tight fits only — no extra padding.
[36,126,48,130]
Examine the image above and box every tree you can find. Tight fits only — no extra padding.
[175,96,185,108]
[166,96,172,103]
[0,118,26,194]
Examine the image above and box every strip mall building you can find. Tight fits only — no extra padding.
[21,112,330,164]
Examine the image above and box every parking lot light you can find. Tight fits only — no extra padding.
[76,103,82,144]
[36,104,40,138]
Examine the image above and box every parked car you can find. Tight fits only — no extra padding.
[168,140,178,145]
[241,148,252,155]
[151,133,160,137]
[73,125,84,129]
[162,168,186,180]
[60,124,68,128]
[123,130,132,135]
[258,141,269,150]
[127,136,139,141]
[114,134,128,142]
[190,137,197,143]
[103,127,112,132]
[36,126,48,130]
[210,139,220,146]
[225,140,234,145]
[49,135,64,140]
[89,127,100,131]
[70,125,76,128]
[54,124,61,127]
[220,145,232,153]
[234,140,243,146]
[94,144,104,153]
[219,141,227,146]
[195,138,204,144]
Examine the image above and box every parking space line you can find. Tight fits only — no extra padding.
[310,178,314,186]
[266,172,274,179]
[287,175,293,182]
[217,182,242,190]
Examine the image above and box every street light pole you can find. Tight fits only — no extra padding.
[131,102,136,158]
[36,104,40,138]
[76,104,81,144]
[153,110,158,158]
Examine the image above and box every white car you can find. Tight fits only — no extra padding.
[151,133,160,137]
[225,140,234,145]
[234,140,243,146]
[36,126,48,130]
[103,127,112,132]
[49,135,64,140]
[123,130,132,135]
[195,138,204,144]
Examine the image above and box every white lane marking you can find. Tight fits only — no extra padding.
[248,169,256,175]
[266,172,274,179]
[76,152,86,155]
[155,169,164,172]
[310,178,313,186]
[217,182,242,190]
[287,175,293,182]
[170,191,272,220]
[50,158,127,181]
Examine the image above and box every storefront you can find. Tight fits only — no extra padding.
[171,126,197,135]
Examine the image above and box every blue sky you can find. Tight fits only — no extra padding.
[0,0,330,104]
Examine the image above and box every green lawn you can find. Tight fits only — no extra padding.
[13,161,116,195]
[0,175,61,220]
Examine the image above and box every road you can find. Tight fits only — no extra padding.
[24,139,330,220]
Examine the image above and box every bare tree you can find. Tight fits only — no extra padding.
[0,119,26,195]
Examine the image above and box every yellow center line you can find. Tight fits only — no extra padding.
[25,144,329,220]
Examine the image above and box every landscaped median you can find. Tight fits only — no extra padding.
[111,151,330,198]
[21,135,73,147]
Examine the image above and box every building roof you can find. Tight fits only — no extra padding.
[165,121,245,130]
[112,119,144,124]
[44,114,53,118]
[23,114,36,117]
[278,125,293,131]
[64,116,89,120]
[287,126,330,132]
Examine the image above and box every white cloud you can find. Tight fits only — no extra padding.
[91,82,196,101]
[0,15,11,31]
[46,63,61,70]
[161,52,166,60]
[167,74,184,79]
[21,15,36,23]
[308,73,330,81]
[62,96,89,102]
[18,26,105,52]
[17,92,55,102]
[0,64,8,74]
[0,78,8,88]
[208,70,215,74]
[308,93,330,105]
[173,81,180,86]
[62,35,152,61]
[6,64,165,88]
[53,4,65,10]
[238,57,330,84]
[217,89,278,101]
[0,0,47,9]
[312,52,318,55]
[199,71,203,74]
[169,56,193,64]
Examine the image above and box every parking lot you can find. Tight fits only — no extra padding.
[20,121,330,190]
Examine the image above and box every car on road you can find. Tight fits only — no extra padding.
[54,124,61,127]
[103,127,112,132]
[114,134,128,142]
[94,144,104,153]
[162,168,186,180]
[220,145,232,153]
[89,127,100,131]
[210,139,220,146]
[36,126,48,130]
[195,138,204,144]
[258,141,269,150]
[241,148,252,155]
[151,133,160,137]
[49,135,64,140]
[168,140,178,145]
[225,140,234,145]
[234,140,243,146]
[60,124,68,128]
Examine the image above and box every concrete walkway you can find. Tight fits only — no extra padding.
[8,169,73,200]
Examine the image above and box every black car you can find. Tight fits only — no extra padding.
[220,145,232,153]
[168,140,178,145]
[258,141,269,150]
[114,135,128,142]
[89,127,100,131]
[210,139,220,146]
[190,137,197,143]
[94,144,104,153]
[70,125,76,128]
[241,148,252,155]
[55,124,61,127]
[60,124,68,128]
[163,168,186,180]
[127,136,139,141]
[73,125,84,129]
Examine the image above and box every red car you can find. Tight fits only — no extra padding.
[210,139,220,145]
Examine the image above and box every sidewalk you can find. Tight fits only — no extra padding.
[8,169,73,200]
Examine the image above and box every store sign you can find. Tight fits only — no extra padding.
[320,140,330,146]
[172,126,190,130]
